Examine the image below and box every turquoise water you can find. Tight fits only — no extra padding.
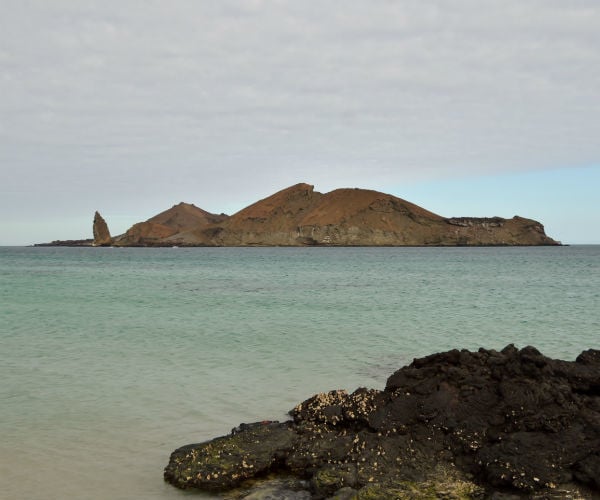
[1,246,599,499]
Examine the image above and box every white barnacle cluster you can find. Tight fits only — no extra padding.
[294,389,349,423]
[344,389,379,421]
[315,390,348,406]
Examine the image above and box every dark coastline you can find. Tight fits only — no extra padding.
[33,240,561,248]
[33,239,94,247]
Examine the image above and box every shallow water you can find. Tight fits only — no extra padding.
[1,245,599,499]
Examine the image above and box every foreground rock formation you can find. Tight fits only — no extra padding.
[110,183,558,246]
[165,345,599,499]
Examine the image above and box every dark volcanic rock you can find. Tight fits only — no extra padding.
[34,239,93,247]
[165,421,296,492]
[165,346,599,498]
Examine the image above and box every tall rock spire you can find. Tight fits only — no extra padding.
[93,211,112,246]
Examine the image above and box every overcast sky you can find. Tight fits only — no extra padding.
[1,0,599,245]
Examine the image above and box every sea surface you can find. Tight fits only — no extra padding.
[1,245,599,499]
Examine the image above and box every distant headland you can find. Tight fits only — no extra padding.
[36,183,560,247]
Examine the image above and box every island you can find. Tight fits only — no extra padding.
[38,183,561,247]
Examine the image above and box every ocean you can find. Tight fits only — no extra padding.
[1,245,599,499]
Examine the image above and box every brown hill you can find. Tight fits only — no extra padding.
[113,184,560,246]
[114,202,228,246]
[230,183,319,224]
[155,183,318,246]
[295,187,447,246]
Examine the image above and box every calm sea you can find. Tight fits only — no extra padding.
[1,246,599,499]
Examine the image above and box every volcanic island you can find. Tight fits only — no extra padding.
[38,183,560,247]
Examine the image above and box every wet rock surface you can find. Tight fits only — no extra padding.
[165,346,599,498]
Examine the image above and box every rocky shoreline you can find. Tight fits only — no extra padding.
[164,345,599,499]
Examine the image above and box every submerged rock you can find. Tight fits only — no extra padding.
[165,346,600,498]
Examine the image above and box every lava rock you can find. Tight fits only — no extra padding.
[165,345,600,498]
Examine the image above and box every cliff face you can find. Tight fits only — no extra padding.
[440,215,557,246]
[111,183,560,246]
[92,211,112,246]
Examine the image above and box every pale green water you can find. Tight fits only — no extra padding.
[1,246,599,499]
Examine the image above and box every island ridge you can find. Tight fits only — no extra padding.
[43,183,561,247]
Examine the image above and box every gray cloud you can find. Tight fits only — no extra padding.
[1,1,599,243]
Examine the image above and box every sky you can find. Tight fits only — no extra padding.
[1,0,599,245]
